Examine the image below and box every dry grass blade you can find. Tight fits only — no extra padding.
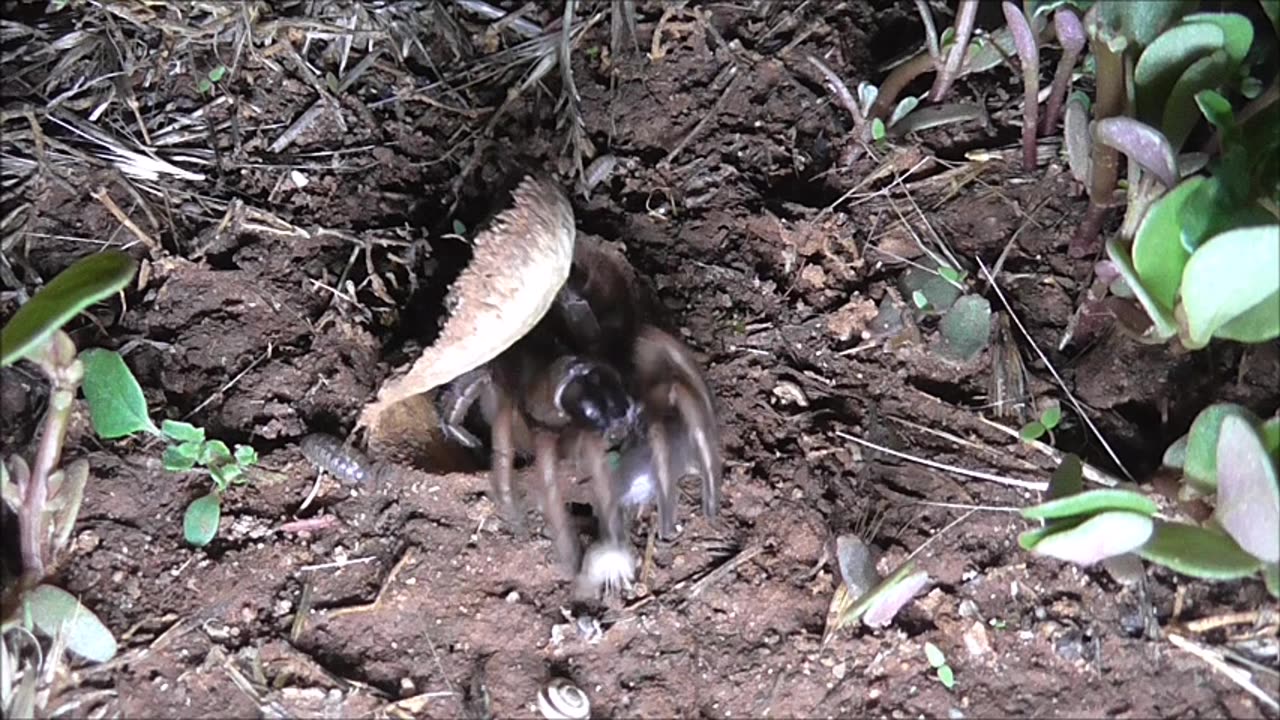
[556,0,594,181]
[46,113,207,182]
[978,416,1121,488]
[1167,633,1279,712]
[834,430,1048,491]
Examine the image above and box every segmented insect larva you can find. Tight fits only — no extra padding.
[299,433,372,485]
[577,154,618,199]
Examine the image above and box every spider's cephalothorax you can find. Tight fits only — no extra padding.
[435,238,722,595]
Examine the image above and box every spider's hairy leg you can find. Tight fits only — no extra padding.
[535,430,578,574]
[580,433,626,545]
[665,381,721,518]
[647,418,679,539]
[438,368,493,449]
[490,396,526,536]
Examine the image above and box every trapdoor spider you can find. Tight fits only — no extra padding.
[435,239,722,592]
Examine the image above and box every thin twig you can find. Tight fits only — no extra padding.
[805,55,864,131]
[662,63,741,166]
[90,186,159,256]
[976,258,1136,482]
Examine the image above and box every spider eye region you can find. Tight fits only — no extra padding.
[558,364,635,438]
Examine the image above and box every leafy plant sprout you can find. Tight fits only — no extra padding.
[1019,402,1279,598]
[924,641,956,690]
[1,250,135,663]
[78,349,261,547]
[1020,402,1063,442]
[196,64,227,94]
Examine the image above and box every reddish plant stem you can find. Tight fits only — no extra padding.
[929,0,979,102]
[21,333,80,584]
[1042,8,1086,135]
[1070,33,1126,257]
[867,52,937,122]
[1003,1,1040,171]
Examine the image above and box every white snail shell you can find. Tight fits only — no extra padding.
[537,677,590,720]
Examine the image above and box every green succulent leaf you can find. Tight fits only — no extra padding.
[1174,176,1272,255]
[1047,454,1084,501]
[1131,176,1203,309]
[162,442,201,472]
[79,348,159,439]
[1026,511,1155,565]
[1105,237,1178,340]
[901,266,962,313]
[234,444,259,467]
[1183,403,1261,493]
[1022,488,1159,520]
[24,584,118,663]
[50,459,88,554]
[1264,562,1279,598]
[184,492,222,546]
[1180,224,1280,349]
[1181,12,1253,67]
[1211,283,1280,344]
[1164,50,1232,151]
[1097,1,1197,50]
[1134,21,1224,124]
[1,250,135,368]
[936,664,955,689]
[1195,89,1236,139]
[1262,0,1280,36]
[161,420,205,444]
[200,439,233,466]
[1040,404,1063,429]
[1214,414,1280,563]
[1136,520,1262,579]
[1064,93,1093,184]
[1019,515,1086,551]
[939,295,992,361]
[212,463,244,488]
[1261,417,1280,461]
[889,96,920,127]
[1163,434,1189,469]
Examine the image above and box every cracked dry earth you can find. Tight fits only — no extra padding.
[2,2,1278,719]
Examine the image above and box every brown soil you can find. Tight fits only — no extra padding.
[2,2,1277,718]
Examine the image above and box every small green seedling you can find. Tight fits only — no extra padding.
[196,65,227,94]
[78,348,259,547]
[923,642,955,689]
[900,260,993,361]
[871,117,887,142]
[938,266,967,285]
[1020,403,1064,442]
